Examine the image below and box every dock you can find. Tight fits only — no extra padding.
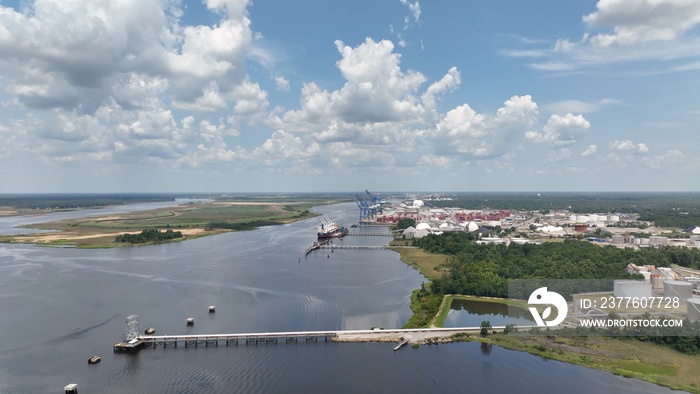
[318,245,388,250]
[305,242,320,255]
[346,233,393,237]
[113,339,145,352]
[394,339,410,351]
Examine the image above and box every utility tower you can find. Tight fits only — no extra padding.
[125,315,140,341]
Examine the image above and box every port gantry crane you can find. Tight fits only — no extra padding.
[354,190,383,222]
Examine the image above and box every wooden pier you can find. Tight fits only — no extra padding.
[318,245,388,250]
[346,233,393,237]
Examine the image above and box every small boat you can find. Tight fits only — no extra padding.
[88,355,101,364]
[186,317,194,326]
[208,305,216,313]
[144,327,156,335]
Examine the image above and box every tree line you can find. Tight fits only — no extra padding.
[115,229,183,244]
[415,233,638,299]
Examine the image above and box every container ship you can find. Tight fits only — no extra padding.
[317,216,348,239]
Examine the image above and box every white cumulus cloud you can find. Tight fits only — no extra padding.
[610,140,650,154]
[525,113,590,145]
[510,0,700,72]
[581,144,598,157]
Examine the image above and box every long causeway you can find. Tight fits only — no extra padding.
[130,326,511,349]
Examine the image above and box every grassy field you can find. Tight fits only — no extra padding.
[389,243,448,280]
[1,199,336,248]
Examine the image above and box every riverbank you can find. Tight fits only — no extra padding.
[391,245,700,394]
[0,199,342,248]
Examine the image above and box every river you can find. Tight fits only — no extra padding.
[0,202,680,393]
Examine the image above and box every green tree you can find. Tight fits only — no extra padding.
[396,218,416,230]
[480,320,492,336]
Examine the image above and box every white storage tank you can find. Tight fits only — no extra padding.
[687,299,700,322]
[663,280,693,300]
[649,236,669,246]
[415,222,431,230]
[613,280,652,298]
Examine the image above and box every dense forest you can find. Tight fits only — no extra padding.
[115,229,183,244]
[409,232,700,353]
[416,233,640,299]
[425,192,700,228]
[416,233,700,298]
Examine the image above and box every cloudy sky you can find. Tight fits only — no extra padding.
[0,0,698,193]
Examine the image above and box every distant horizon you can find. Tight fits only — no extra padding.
[2,190,700,196]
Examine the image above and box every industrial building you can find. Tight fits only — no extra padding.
[613,280,652,298]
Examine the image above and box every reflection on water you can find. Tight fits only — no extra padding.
[443,299,534,328]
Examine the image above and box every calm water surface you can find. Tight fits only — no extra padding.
[0,203,681,393]
[443,299,535,328]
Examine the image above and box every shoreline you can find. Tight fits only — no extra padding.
[390,243,700,394]
[0,199,338,248]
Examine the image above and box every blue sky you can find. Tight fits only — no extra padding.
[0,0,698,192]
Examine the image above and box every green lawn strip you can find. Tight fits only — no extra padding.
[432,295,454,327]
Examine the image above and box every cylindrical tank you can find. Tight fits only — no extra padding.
[686,299,700,322]
[569,214,577,222]
[589,214,599,222]
[651,274,664,289]
[613,280,652,298]
[664,280,693,300]
[608,215,620,222]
